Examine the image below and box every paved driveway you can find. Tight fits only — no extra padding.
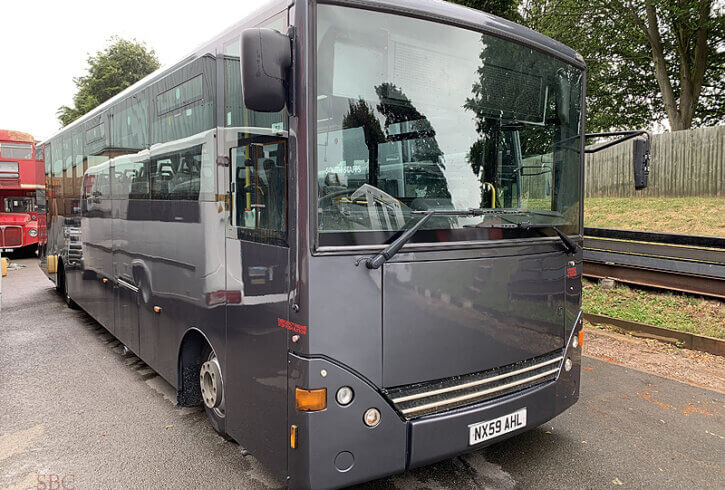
[1,258,722,489]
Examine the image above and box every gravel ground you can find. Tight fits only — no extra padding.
[583,325,725,393]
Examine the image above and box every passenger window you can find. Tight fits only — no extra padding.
[151,158,175,199]
[149,145,202,200]
[112,98,149,150]
[113,155,148,199]
[129,160,149,199]
[231,140,287,236]
[151,58,215,145]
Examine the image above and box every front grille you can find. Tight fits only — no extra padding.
[1,226,23,247]
[384,350,563,419]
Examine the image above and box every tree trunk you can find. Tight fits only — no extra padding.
[642,2,685,130]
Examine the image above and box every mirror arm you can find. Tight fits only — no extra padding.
[584,130,650,154]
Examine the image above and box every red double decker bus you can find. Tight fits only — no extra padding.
[0,129,44,254]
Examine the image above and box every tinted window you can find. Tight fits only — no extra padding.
[85,123,105,144]
[316,5,583,247]
[157,75,203,114]
[112,98,149,149]
[85,121,108,160]
[112,154,149,199]
[51,139,63,200]
[151,59,215,145]
[150,145,202,200]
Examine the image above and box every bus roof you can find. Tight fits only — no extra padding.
[42,0,288,144]
[0,129,34,144]
[43,0,583,144]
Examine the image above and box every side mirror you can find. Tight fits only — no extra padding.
[241,28,292,113]
[632,136,650,190]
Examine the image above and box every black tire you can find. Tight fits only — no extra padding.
[59,262,78,309]
[200,344,231,440]
[55,263,63,292]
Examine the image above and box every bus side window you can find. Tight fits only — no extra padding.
[231,141,286,235]
[151,158,175,200]
[170,147,202,200]
[129,161,150,200]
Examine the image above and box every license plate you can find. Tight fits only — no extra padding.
[468,408,527,445]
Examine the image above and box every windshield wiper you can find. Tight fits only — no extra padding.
[360,208,485,269]
[477,218,579,255]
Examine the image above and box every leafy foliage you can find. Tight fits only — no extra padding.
[448,0,523,22]
[57,37,160,127]
[520,0,724,131]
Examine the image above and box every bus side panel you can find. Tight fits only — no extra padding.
[225,240,290,481]
[112,197,140,354]
[130,200,226,387]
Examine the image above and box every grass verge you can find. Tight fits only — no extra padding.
[584,197,725,236]
[582,278,725,339]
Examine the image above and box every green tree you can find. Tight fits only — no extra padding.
[57,37,160,127]
[521,0,724,131]
[449,0,523,22]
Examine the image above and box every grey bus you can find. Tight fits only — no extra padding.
[40,0,649,487]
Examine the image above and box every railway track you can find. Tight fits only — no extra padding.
[582,227,725,299]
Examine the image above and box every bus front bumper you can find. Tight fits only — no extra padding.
[287,331,580,489]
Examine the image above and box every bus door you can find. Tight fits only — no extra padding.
[224,131,289,476]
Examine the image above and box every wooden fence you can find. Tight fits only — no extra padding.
[584,125,724,198]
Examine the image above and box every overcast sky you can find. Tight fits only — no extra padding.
[0,0,270,141]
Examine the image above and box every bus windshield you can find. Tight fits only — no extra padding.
[4,197,35,213]
[316,5,583,247]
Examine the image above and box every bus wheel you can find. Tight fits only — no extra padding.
[60,263,78,309]
[200,344,230,439]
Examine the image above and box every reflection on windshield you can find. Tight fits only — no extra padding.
[316,5,582,246]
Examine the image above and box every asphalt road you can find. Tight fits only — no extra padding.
[1,257,723,489]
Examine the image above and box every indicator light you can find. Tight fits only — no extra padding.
[290,425,297,449]
[296,387,327,411]
[578,329,584,348]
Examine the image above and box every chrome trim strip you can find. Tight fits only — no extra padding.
[117,278,139,293]
[400,367,560,416]
[391,356,563,404]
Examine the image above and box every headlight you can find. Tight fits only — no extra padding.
[336,386,354,406]
[28,228,38,237]
[363,408,381,427]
